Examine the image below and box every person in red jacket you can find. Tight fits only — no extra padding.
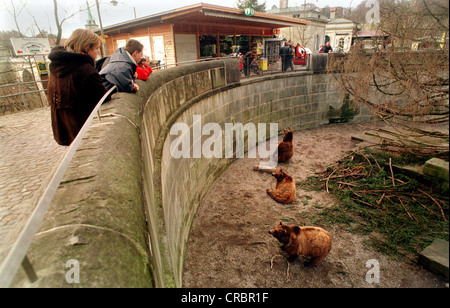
[136,56,153,81]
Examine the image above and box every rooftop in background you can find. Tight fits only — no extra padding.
[327,18,357,24]
[266,3,349,24]
[101,3,309,35]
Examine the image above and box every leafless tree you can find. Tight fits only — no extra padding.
[52,0,90,45]
[293,25,312,48]
[2,0,27,37]
[343,0,369,24]
[2,0,93,43]
[328,0,449,158]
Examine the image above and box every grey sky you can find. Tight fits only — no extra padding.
[0,0,362,37]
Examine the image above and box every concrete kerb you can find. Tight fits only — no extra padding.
[11,91,152,288]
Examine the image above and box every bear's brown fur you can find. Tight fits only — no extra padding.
[275,129,294,163]
[269,222,332,267]
[266,169,296,204]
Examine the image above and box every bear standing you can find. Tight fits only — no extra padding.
[269,222,332,267]
[274,129,294,163]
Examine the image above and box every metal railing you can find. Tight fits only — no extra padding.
[0,85,117,288]
[150,54,309,77]
[150,55,237,70]
[0,80,48,109]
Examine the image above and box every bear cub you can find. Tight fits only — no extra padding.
[266,168,296,204]
[274,129,294,163]
[269,222,332,267]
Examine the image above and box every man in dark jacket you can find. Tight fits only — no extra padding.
[321,42,333,53]
[243,49,257,77]
[279,42,292,72]
[100,39,143,92]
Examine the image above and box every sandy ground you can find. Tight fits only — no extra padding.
[183,121,448,288]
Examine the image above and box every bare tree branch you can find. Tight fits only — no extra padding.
[4,0,27,37]
[327,0,449,157]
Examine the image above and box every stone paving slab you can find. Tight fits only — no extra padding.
[419,239,449,279]
[423,158,449,182]
[0,107,67,262]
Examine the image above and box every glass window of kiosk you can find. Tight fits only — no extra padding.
[199,35,217,57]
[235,35,249,54]
[219,35,234,56]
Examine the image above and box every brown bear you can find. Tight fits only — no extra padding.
[266,168,296,204]
[274,129,294,163]
[269,222,332,267]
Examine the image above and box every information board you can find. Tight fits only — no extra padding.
[10,38,51,56]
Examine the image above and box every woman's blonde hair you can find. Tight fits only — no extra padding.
[65,29,102,54]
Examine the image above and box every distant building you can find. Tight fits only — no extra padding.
[267,1,360,52]
[325,18,360,52]
[355,30,389,49]
[329,7,344,19]
[267,1,328,51]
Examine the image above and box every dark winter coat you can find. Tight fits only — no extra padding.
[321,45,333,53]
[99,47,137,92]
[279,45,292,59]
[47,46,107,146]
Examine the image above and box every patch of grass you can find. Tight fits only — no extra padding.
[304,148,449,258]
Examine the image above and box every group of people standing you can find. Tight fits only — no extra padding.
[47,29,152,146]
[280,41,333,72]
[279,42,296,72]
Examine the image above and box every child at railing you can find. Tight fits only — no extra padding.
[136,56,153,81]
[250,58,262,75]
[239,55,244,75]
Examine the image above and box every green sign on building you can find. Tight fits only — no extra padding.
[244,7,255,16]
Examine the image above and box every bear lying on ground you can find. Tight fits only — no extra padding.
[269,222,332,267]
[274,129,294,163]
[266,169,296,204]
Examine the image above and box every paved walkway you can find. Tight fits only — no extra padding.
[0,107,67,262]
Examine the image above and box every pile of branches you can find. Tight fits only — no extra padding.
[366,120,449,161]
[311,147,449,255]
[319,148,447,221]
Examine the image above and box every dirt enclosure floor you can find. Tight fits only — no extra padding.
[183,122,448,288]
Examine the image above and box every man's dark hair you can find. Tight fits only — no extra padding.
[125,39,144,55]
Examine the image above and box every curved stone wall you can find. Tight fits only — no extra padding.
[141,60,372,288]
[13,57,372,287]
